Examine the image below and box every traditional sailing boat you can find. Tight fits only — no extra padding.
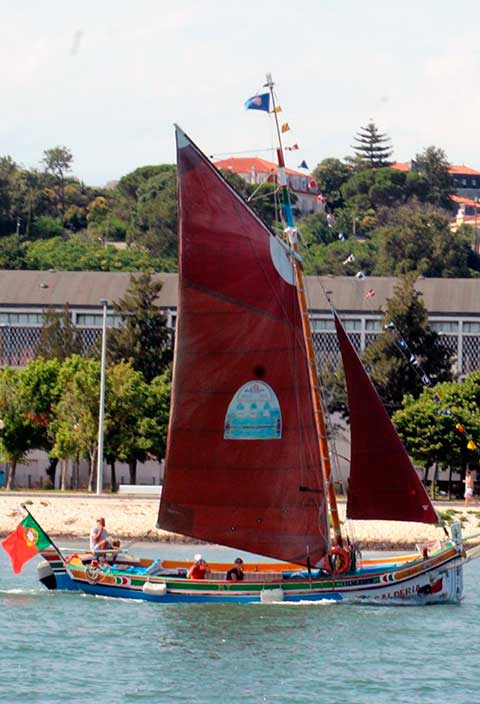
[39,78,470,603]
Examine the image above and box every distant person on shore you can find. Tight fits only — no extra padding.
[226,557,244,581]
[464,470,476,506]
[90,517,110,553]
[187,554,210,580]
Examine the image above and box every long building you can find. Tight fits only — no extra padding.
[0,270,479,374]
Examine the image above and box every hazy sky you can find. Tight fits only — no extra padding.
[2,0,479,184]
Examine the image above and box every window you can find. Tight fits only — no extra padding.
[76,314,122,328]
[365,319,381,331]
[310,318,335,332]
[464,322,480,334]
[430,321,458,333]
[344,319,362,331]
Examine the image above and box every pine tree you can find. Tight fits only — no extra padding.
[38,304,83,361]
[362,275,453,413]
[351,121,393,168]
[108,273,172,382]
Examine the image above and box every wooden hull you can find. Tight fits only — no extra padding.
[62,545,464,605]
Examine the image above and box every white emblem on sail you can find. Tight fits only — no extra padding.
[224,381,282,440]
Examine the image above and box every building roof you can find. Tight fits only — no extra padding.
[452,195,480,208]
[392,162,480,176]
[0,271,178,309]
[308,276,480,315]
[214,157,306,178]
[0,271,479,317]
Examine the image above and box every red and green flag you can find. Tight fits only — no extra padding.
[2,514,51,574]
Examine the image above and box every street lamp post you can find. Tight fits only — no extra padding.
[96,299,108,496]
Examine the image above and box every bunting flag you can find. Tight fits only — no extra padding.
[433,394,441,403]
[338,233,345,241]
[421,374,432,386]
[468,440,478,451]
[326,213,335,227]
[281,123,290,133]
[285,144,299,151]
[316,194,326,203]
[342,254,355,265]
[298,160,309,169]
[308,180,317,189]
[365,288,376,299]
[355,271,366,280]
[244,93,270,112]
[273,105,282,113]
[456,423,465,433]
[2,514,51,574]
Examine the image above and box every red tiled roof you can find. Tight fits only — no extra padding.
[214,157,306,177]
[451,195,480,208]
[392,162,480,176]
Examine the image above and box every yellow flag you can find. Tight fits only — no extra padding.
[281,123,290,133]
[467,440,477,451]
[273,106,282,113]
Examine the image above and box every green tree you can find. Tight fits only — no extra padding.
[362,276,453,412]
[394,373,480,495]
[0,368,37,489]
[51,356,101,491]
[38,304,84,361]
[109,273,172,382]
[351,122,393,168]
[41,146,74,220]
[413,146,453,210]
[0,156,21,235]
[312,158,351,207]
[0,235,26,268]
[104,360,150,489]
[373,204,473,277]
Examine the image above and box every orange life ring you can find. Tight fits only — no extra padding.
[328,546,351,575]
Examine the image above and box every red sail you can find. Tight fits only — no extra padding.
[334,313,437,523]
[157,127,330,565]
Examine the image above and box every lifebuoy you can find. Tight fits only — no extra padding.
[86,562,102,584]
[328,546,351,575]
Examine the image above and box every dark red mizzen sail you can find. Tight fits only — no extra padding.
[157,127,329,565]
[334,313,437,523]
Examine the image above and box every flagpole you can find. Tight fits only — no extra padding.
[264,73,344,548]
[21,504,66,562]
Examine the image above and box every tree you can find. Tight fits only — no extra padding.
[0,368,37,489]
[19,358,62,485]
[413,146,453,210]
[373,204,473,277]
[38,304,83,361]
[109,273,172,381]
[104,361,150,489]
[127,169,178,258]
[351,122,393,168]
[0,156,21,235]
[51,356,101,491]
[394,372,480,495]
[41,146,74,220]
[312,158,351,207]
[361,276,453,413]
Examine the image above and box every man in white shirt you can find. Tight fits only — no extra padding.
[90,517,109,552]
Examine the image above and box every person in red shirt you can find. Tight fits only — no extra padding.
[187,554,210,579]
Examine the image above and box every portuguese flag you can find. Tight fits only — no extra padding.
[2,514,51,574]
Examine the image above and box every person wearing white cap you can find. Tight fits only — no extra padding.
[187,554,210,580]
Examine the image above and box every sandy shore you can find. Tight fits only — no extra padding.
[1,492,479,550]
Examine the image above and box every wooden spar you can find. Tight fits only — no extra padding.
[264,73,344,547]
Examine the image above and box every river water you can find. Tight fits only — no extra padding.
[0,542,479,704]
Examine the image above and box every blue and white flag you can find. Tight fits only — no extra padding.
[244,93,270,112]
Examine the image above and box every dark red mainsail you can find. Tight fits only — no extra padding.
[157,127,330,565]
[334,313,438,523]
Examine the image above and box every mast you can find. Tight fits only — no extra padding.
[264,73,344,547]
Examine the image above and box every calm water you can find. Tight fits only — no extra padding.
[1,542,479,704]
